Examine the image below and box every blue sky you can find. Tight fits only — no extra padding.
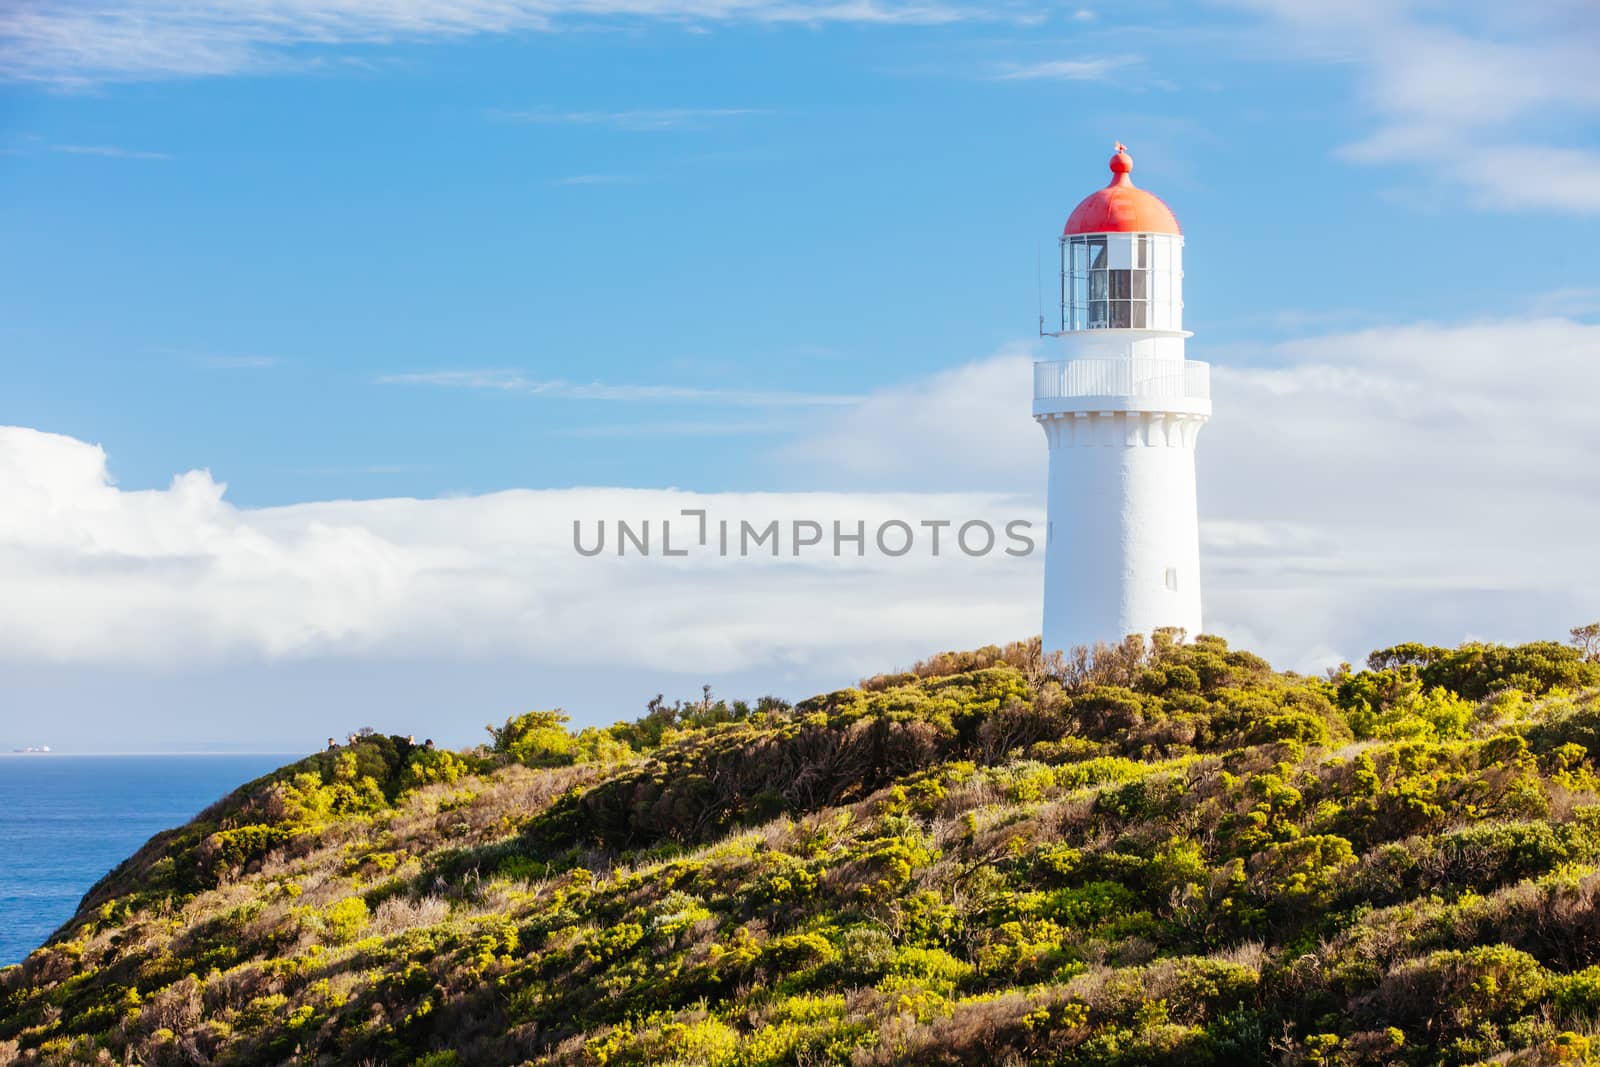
[6,1,1594,503]
[2,0,1599,750]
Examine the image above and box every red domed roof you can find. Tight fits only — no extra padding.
[1064,144,1181,236]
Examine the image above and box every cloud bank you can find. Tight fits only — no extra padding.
[376,369,863,407]
[0,425,1041,677]
[3,316,1596,691]
[781,315,1600,666]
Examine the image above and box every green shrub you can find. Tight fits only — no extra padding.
[400,748,471,792]
[489,710,579,766]
[322,897,370,943]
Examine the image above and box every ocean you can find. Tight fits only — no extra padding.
[0,754,298,967]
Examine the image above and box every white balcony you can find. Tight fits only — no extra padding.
[1033,357,1211,417]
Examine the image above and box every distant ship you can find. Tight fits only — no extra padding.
[11,745,51,754]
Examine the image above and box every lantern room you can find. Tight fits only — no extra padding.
[1049,145,1185,334]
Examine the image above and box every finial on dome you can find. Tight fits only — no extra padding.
[1109,142,1133,181]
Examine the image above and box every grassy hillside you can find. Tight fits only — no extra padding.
[6,631,1600,1066]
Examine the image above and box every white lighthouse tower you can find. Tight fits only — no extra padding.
[1036,144,1210,654]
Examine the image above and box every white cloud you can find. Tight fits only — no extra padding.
[496,108,765,131]
[1229,0,1600,214]
[550,174,640,186]
[776,344,1043,489]
[991,55,1136,81]
[199,355,277,369]
[48,143,172,160]
[559,420,779,437]
[376,369,864,407]
[1196,315,1600,662]
[1529,288,1600,320]
[0,0,981,86]
[0,426,1042,676]
[292,464,437,475]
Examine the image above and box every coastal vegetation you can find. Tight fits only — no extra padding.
[4,627,1600,1065]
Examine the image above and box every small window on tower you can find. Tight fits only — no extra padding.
[1165,567,1179,591]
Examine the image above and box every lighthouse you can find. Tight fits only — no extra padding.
[1036,145,1210,654]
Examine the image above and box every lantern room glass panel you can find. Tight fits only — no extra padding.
[1060,233,1183,332]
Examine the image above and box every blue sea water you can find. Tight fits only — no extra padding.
[0,754,298,967]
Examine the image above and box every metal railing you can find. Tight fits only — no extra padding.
[1034,358,1210,401]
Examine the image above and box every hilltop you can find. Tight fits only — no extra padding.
[6,630,1600,1066]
